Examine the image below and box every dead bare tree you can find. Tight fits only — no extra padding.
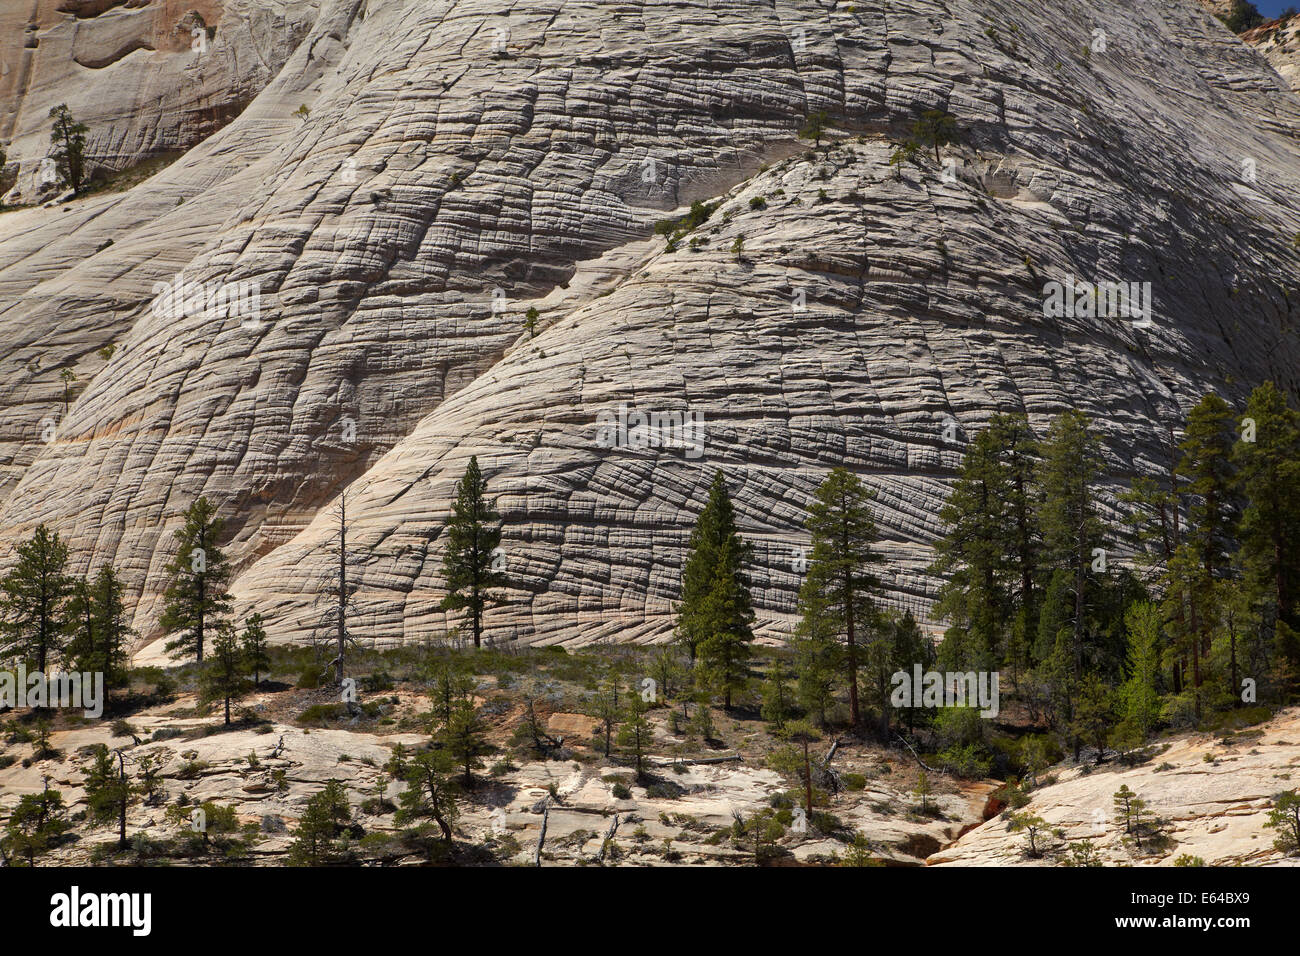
[314,490,365,687]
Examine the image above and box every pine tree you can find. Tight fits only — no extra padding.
[1035,410,1107,684]
[782,721,820,821]
[760,658,794,729]
[440,699,488,787]
[83,745,131,849]
[791,585,841,727]
[1180,393,1242,585]
[287,780,353,865]
[395,750,460,844]
[696,532,757,710]
[65,575,95,675]
[866,609,926,741]
[1113,784,1138,832]
[92,566,131,689]
[1072,673,1114,764]
[2,780,69,865]
[201,621,249,726]
[590,678,619,757]
[1007,811,1049,857]
[933,423,1015,670]
[677,471,753,668]
[911,109,957,164]
[992,415,1042,674]
[160,496,232,663]
[892,609,936,735]
[1118,601,1163,740]
[426,659,474,728]
[915,768,932,813]
[617,694,653,779]
[439,456,504,648]
[67,567,133,688]
[241,613,270,685]
[797,468,884,727]
[798,110,830,149]
[0,524,71,674]
[1234,382,1300,666]
[48,104,87,193]
[1265,789,1300,855]
[1166,392,1242,718]
[650,646,682,702]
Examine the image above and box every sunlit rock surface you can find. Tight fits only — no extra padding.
[0,0,1298,656]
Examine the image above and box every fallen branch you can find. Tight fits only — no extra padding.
[597,814,621,862]
[894,733,945,775]
[649,754,743,767]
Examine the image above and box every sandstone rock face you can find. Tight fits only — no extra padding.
[0,0,321,203]
[930,707,1300,866]
[2,0,1300,658]
[1243,16,1300,90]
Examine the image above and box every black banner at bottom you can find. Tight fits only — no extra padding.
[0,864,1274,944]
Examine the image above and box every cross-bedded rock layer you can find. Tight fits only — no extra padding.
[2,0,1300,657]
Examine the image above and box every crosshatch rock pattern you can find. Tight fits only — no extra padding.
[2,0,1300,659]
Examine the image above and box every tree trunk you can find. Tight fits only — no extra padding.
[337,493,347,684]
[802,738,813,821]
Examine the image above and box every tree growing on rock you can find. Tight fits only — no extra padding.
[202,620,250,725]
[241,613,270,686]
[798,109,831,150]
[680,472,757,709]
[160,496,232,664]
[441,699,488,788]
[617,694,653,780]
[2,779,69,866]
[760,658,794,729]
[911,109,958,165]
[589,678,620,758]
[48,105,87,194]
[67,566,133,689]
[0,524,72,675]
[439,456,505,648]
[914,768,933,813]
[696,543,756,709]
[288,780,353,865]
[83,745,132,850]
[1265,789,1300,855]
[396,750,460,845]
[797,468,884,727]
[1007,811,1054,858]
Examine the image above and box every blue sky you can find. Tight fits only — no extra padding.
[1255,1,1295,17]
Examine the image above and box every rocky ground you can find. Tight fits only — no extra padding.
[933,708,1300,867]
[0,647,996,867]
[3,646,1297,866]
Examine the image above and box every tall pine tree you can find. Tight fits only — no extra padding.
[797,468,883,727]
[1235,382,1300,669]
[678,472,756,708]
[160,496,232,663]
[439,456,504,648]
[0,524,71,673]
